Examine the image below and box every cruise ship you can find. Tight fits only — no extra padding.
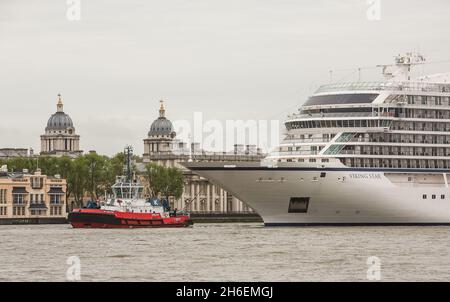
[184,53,450,226]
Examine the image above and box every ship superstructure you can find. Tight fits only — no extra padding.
[185,53,450,225]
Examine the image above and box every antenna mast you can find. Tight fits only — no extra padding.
[377,52,425,81]
[124,145,133,182]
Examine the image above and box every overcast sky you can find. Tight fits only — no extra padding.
[1,0,450,156]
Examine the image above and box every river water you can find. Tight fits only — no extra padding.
[0,223,449,282]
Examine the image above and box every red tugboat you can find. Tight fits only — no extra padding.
[68,146,193,228]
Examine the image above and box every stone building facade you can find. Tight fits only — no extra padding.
[0,148,33,160]
[0,166,67,223]
[143,101,265,213]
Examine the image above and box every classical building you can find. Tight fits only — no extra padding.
[0,165,67,223]
[40,94,82,157]
[0,148,33,160]
[143,101,265,213]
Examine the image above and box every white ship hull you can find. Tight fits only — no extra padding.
[185,163,450,225]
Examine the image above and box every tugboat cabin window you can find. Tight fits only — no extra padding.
[113,185,143,199]
[288,197,310,213]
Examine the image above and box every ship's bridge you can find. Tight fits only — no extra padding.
[112,180,144,199]
[288,79,450,124]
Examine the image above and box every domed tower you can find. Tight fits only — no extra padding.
[143,100,179,165]
[149,100,176,139]
[40,94,82,157]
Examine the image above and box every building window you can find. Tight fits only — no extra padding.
[13,194,25,204]
[50,195,63,204]
[31,177,43,189]
[30,210,45,216]
[0,189,6,204]
[441,195,445,199]
[50,206,62,216]
[13,206,25,216]
[423,194,427,199]
[432,194,436,199]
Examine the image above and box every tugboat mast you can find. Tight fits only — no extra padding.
[124,145,133,183]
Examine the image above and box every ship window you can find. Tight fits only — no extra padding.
[423,194,427,199]
[320,172,326,178]
[288,197,310,213]
[441,195,445,199]
[432,194,436,199]
[304,94,379,106]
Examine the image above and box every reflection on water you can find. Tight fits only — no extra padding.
[1,223,449,281]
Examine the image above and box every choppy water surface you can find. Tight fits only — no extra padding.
[0,223,449,281]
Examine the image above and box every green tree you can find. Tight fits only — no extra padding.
[164,167,184,200]
[37,156,59,176]
[69,156,88,207]
[4,157,34,172]
[56,156,75,204]
[0,151,138,208]
[143,163,184,201]
[84,152,109,201]
[103,152,125,194]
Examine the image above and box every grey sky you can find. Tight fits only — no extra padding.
[1,0,450,156]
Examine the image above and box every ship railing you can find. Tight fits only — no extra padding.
[315,81,450,94]
[105,204,163,209]
[269,151,319,156]
[189,211,257,215]
[281,138,331,144]
[290,112,374,119]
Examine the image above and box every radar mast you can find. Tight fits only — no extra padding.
[378,52,425,81]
